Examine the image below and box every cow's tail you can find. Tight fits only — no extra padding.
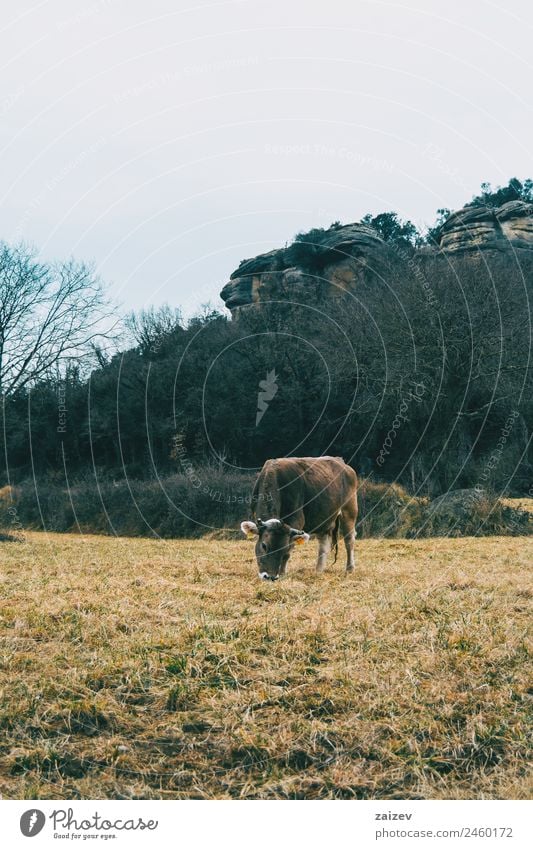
[251,475,261,520]
[332,513,341,563]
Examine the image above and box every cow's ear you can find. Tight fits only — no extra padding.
[241,520,259,539]
[290,529,310,545]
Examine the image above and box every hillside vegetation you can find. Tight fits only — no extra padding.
[2,179,533,508]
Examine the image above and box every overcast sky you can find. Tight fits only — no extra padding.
[1,0,532,317]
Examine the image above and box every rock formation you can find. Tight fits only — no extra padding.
[220,201,533,314]
[437,200,533,253]
[220,223,389,312]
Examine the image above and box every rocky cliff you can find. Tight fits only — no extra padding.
[438,200,533,253]
[220,200,533,314]
[220,223,390,312]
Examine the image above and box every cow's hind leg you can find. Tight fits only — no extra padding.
[340,507,357,574]
[316,534,331,574]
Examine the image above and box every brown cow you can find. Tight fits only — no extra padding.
[241,456,358,580]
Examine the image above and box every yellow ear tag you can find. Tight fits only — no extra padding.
[294,536,306,545]
[247,532,256,540]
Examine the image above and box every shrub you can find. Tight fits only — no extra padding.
[424,490,531,537]
[1,474,529,539]
[284,222,344,273]
[357,480,428,538]
[0,470,256,538]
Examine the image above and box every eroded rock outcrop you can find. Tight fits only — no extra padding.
[220,223,389,312]
[437,200,533,253]
[220,201,533,314]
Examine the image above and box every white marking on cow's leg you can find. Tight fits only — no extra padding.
[316,534,331,574]
[344,530,356,573]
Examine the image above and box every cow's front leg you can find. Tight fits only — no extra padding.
[316,534,331,573]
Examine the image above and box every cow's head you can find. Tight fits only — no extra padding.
[240,518,310,580]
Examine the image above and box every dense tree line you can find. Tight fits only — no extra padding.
[2,251,531,498]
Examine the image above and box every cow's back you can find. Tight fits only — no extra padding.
[253,456,357,534]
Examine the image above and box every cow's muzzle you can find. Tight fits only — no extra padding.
[259,572,279,582]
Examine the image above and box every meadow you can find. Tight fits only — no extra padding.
[0,532,531,800]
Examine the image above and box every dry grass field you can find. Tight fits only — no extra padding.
[0,531,531,800]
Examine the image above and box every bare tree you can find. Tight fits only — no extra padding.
[125,303,183,353]
[0,243,113,395]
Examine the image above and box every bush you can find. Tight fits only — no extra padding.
[284,222,344,273]
[0,470,256,538]
[357,480,428,538]
[424,489,532,537]
[1,475,529,539]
